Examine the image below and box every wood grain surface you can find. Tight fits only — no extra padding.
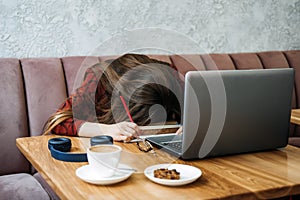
[16,135,300,200]
[291,109,300,125]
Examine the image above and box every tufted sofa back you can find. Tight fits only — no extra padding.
[0,50,299,175]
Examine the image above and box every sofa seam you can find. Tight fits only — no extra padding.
[255,53,266,69]
[18,59,33,173]
[228,54,238,70]
[282,51,298,109]
[59,58,69,97]
[18,59,31,138]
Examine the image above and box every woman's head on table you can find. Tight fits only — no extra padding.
[43,54,183,141]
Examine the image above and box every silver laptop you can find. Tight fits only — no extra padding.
[146,68,294,160]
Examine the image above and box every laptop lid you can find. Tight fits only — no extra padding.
[180,68,294,159]
[147,68,294,160]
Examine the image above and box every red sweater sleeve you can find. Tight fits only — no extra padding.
[52,67,101,136]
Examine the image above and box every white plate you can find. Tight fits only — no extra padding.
[144,164,202,186]
[76,163,134,185]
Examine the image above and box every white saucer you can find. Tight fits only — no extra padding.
[76,163,134,185]
[144,164,202,186]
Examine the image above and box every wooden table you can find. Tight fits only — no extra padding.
[16,135,300,200]
[291,109,300,125]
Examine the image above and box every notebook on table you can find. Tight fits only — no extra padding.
[139,124,181,135]
[146,68,294,160]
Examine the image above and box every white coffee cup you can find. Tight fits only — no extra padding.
[87,144,122,178]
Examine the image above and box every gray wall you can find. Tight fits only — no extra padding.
[0,0,299,58]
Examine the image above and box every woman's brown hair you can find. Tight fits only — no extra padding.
[43,54,182,134]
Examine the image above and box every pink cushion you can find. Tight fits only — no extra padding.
[230,53,264,69]
[21,58,67,136]
[62,56,100,95]
[0,173,50,200]
[0,58,30,175]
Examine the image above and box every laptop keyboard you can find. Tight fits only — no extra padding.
[162,140,182,152]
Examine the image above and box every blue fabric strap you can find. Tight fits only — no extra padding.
[48,136,113,162]
[48,138,87,162]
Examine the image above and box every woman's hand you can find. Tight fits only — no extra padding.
[78,121,141,142]
[102,122,141,142]
[176,126,183,135]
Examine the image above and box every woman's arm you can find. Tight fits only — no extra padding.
[78,121,141,141]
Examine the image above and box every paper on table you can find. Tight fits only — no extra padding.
[140,124,180,135]
[139,124,181,130]
[128,124,181,142]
